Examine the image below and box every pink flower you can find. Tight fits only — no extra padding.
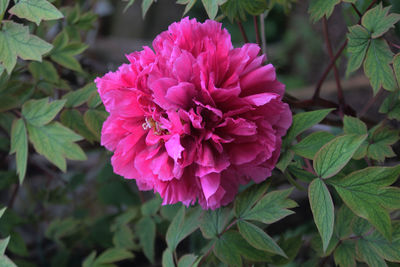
[95,17,292,209]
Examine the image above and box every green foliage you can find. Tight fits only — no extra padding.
[9,119,27,183]
[221,0,267,21]
[309,0,355,22]
[362,3,400,38]
[8,0,63,25]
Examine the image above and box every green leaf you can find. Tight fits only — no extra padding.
[241,188,297,224]
[287,165,316,183]
[136,217,155,264]
[393,53,400,85]
[9,0,63,25]
[87,91,102,108]
[0,255,17,267]
[45,218,79,241]
[83,109,107,141]
[10,119,28,184]
[334,205,355,239]
[0,236,10,255]
[166,206,202,251]
[364,39,397,94]
[0,0,9,21]
[347,25,370,75]
[234,181,269,218]
[179,0,197,15]
[292,131,335,159]
[27,122,86,172]
[178,254,198,267]
[94,248,134,264]
[82,251,96,267]
[328,166,400,241]
[141,196,162,216]
[123,0,136,12]
[200,207,232,239]
[237,220,286,257]
[361,222,400,262]
[308,178,334,252]
[63,83,96,108]
[343,116,367,135]
[276,149,294,172]
[221,0,267,21]
[333,241,356,267]
[22,97,66,127]
[28,60,59,83]
[213,231,242,267]
[113,225,135,250]
[162,248,175,267]
[0,207,5,219]
[367,125,398,162]
[283,108,334,147]
[357,239,387,267]
[141,0,154,18]
[202,0,218,19]
[313,134,367,179]
[308,0,340,22]
[269,235,302,265]
[361,3,400,39]
[0,21,53,73]
[60,109,97,143]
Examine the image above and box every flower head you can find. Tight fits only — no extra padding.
[95,17,292,209]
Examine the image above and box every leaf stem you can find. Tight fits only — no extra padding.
[253,16,261,49]
[260,12,268,58]
[322,16,346,118]
[237,21,249,43]
[351,3,362,18]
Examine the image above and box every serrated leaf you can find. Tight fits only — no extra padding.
[237,220,286,257]
[28,60,59,83]
[364,39,396,94]
[357,239,388,267]
[313,134,367,179]
[60,109,97,142]
[221,0,267,21]
[83,109,107,141]
[308,178,334,252]
[308,0,340,22]
[136,217,155,264]
[333,241,356,267]
[347,25,370,75]
[166,206,202,251]
[63,83,96,108]
[367,125,398,162]
[234,181,269,218]
[283,108,334,147]
[94,248,134,264]
[362,3,400,38]
[328,166,400,241]
[27,122,86,172]
[241,188,297,224]
[343,116,367,135]
[9,0,63,25]
[200,207,232,239]
[0,21,53,73]
[292,131,335,159]
[10,119,28,183]
[202,0,218,19]
[0,236,10,255]
[141,0,154,18]
[22,98,66,126]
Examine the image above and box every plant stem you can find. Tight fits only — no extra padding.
[237,21,249,43]
[322,16,346,117]
[351,3,362,18]
[260,12,268,58]
[253,16,261,49]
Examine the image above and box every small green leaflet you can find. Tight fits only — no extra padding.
[292,131,335,160]
[0,21,53,74]
[136,217,155,264]
[63,83,97,108]
[308,178,334,252]
[0,236,10,255]
[202,0,218,20]
[346,25,370,75]
[328,166,400,241]
[177,254,199,267]
[357,239,388,267]
[9,0,64,26]
[27,122,86,172]
[237,220,286,257]
[93,248,134,264]
[142,0,154,19]
[177,0,197,16]
[162,248,175,267]
[0,0,9,21]
[394,53,400,85]
[200,208,232,239]
[60,109,97,143]
[83,109,107,141]
[367,125,398,162]
[283,108,333,147]
[333,241,356,267]
[123,0,136,12]
[313,134,367,179]
[364,39,396,94]
[22,98,66,127]
[28,61,59,84]
[234,181,269,218]
[82,251,96,267]
[50,31,88,72]
[213,231,242,267]
[343,116,367,135]
[113,224,135,250]
[221,0,267,22]
[379,92,400,121]
[10,119,28,184]
[361,3,400,39]
[308,0,356,23]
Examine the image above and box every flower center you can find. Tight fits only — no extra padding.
[142,117,168,135]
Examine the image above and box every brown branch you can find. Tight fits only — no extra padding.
[358,88,384,118]
[237,21,249,43]
[253,16,261,48]
[322,16,345,117]
[351,4,362,18]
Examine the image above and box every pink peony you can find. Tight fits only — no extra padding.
[95,17,292,209]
